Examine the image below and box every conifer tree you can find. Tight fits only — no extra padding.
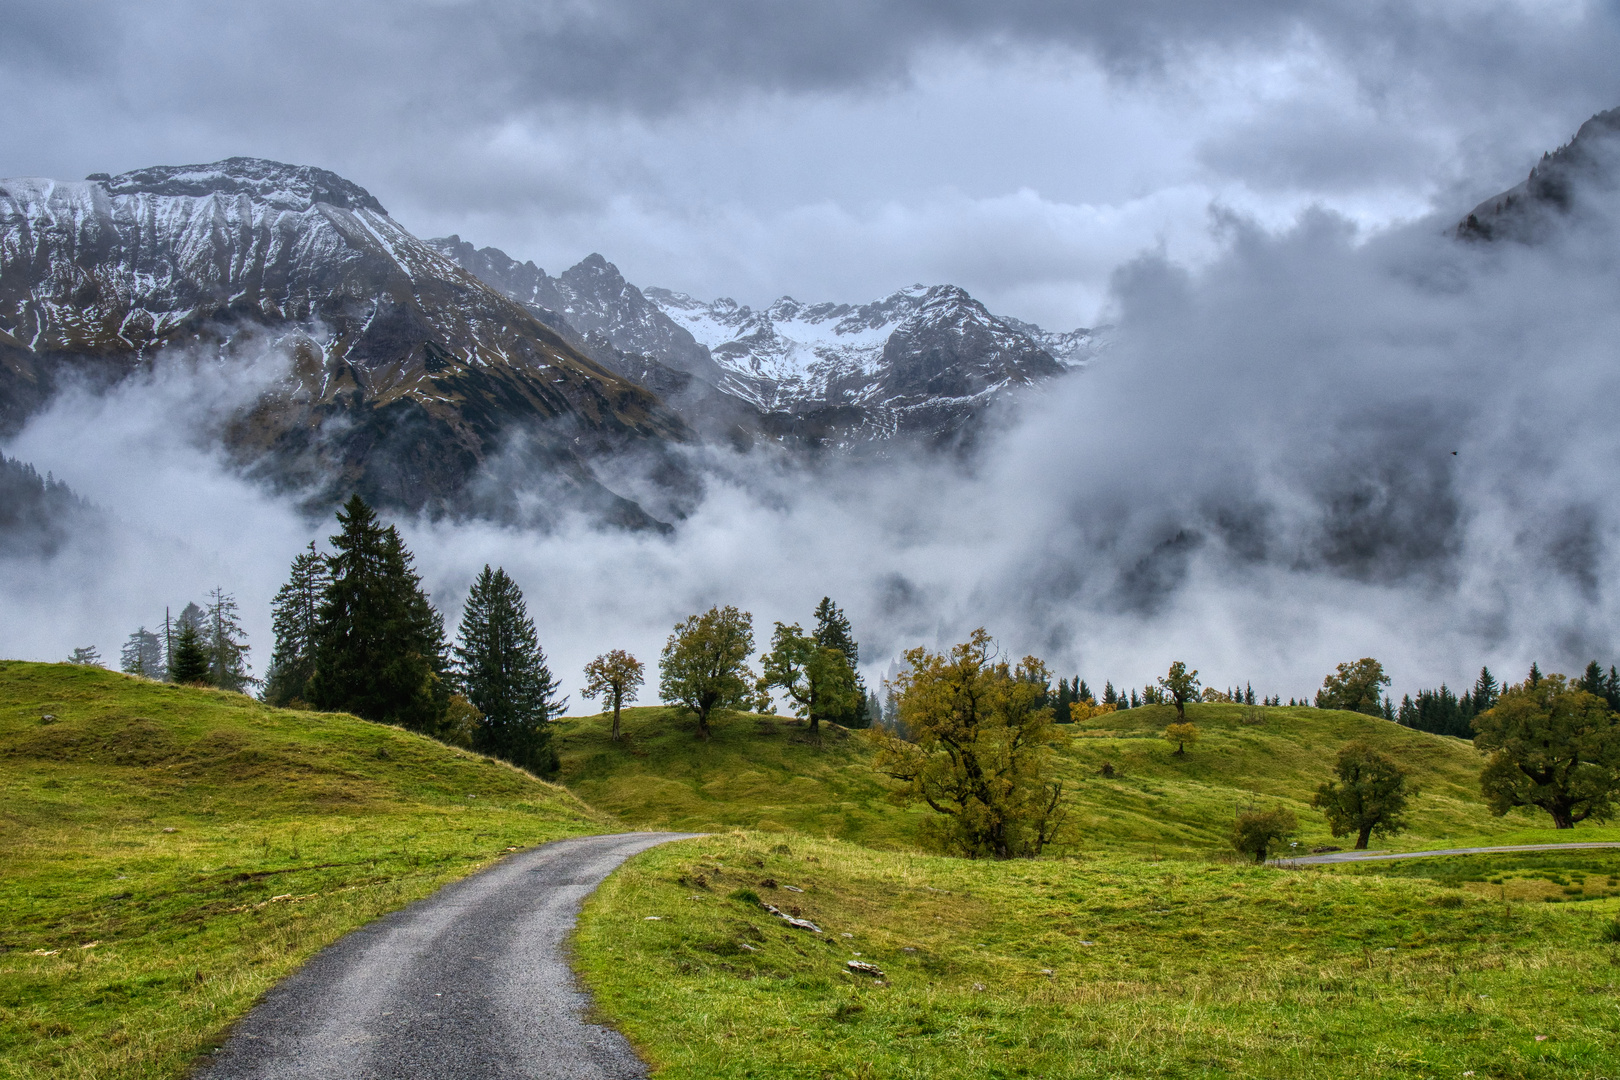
[1102,681,1118,706]
[169,620,211,684]
[812,597,868,728]
[1472,667,1499,714]
[1077,679,1092,704]
[204,587,255,692]
[120,628,164,679]
[306,495,448,732]
[455,565,563,774]
[264,542,330,705]
[67,645,102,666]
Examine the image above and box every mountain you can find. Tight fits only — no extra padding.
[1459,105,1620,242]
[0,159,687,528]
[646,284,1092,443]
[429,240,1096,448]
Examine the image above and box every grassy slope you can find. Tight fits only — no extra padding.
[554,707,923,848]
[557,702,1620,856]
[570,703,1620,1076]
[0,661,607,1080]
[577,832,1620,1079]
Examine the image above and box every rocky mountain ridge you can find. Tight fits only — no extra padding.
[1459,106,1620,241]
[0,158,685,527]
[429,238,1096,447]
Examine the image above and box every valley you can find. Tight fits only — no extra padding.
[5,661,1617,1078]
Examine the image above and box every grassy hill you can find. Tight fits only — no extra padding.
[554,701,1617,857]
[0,661,606,1080]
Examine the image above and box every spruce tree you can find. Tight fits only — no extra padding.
[812,597,868,728]
[1473,667,1499,714]
[204,587,255,692]
[306,495,448,732]
[120,627,164,679]
[264,542,330,706]
[455,565,562,773]
[169,620,211,684]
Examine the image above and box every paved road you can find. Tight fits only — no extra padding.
[1277,841,1620,867]
[199,831,699,1080]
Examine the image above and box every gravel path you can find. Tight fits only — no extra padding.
[198,831,698,1080]
[1277,841,1620,867]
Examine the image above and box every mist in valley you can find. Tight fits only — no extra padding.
[5,178,1619,706]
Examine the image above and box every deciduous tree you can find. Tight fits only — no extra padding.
[1313,743,1414,849]
[1316,658,1390,715]
[812,597,869,727]
[1164,721,1199,756]
[1473,674,1620,829]
[582,649,645,741]
[761,622,860,739]
[658,605,756,740]
[869,629,1065,859]
[1159,661,1200,720]
[1231,805,1297,864]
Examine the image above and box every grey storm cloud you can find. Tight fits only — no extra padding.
[3,0,1618,119]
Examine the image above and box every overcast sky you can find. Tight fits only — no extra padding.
[4,0,1618,327]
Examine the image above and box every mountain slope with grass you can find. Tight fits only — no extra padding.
[0,660,606,1080]
[556,701,1605,857]
[576,831,1620,1079]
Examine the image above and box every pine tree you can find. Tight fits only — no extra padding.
[120,627,165,679]
[812,597,868,728]
[204,587,255,692]
[1077,679,1092,704]
[1473,667,1499,714]
[1102,681,1117,706]
[306,495,448,732]
[264,542,331,706]
[455,565,563,774]
[169,620,211,684]
[1129,688,1140,708]
[66,645,102,666]
[1528,662,1542,688]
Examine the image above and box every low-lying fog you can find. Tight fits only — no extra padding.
[6,193,1619,706]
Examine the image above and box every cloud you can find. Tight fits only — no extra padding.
[8,164,1620,707]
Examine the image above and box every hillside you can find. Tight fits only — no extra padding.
[576,832,1620,1079]
[0,661,605,1079]
[555,701,1593,856]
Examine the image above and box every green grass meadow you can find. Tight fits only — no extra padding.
[0,661,605,1079]
[6,661,1620,1078]
[576,831,1620,1079]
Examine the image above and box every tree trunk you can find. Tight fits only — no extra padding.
[1550,804,1575,829]
[697,709,711,741]
[611,699,621,741]
[1355,825,1372,850]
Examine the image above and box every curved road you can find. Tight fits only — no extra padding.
[199,831,698,1080]
[1278,841,1620,867]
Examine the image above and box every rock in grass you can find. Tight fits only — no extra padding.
[847,960,885,978]
[761,902,821,933]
